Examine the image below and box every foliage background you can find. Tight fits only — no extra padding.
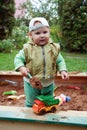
[0,0,15,40]
[0,0,87,53]
[58,0,87,53]
[0,0,87,72]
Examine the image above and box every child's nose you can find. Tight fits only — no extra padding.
[40,33,44,37]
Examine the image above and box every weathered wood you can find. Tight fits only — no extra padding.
[0,71,23,87]
[0,71,87,87]
[0,106,87,130]
[55,74,87,87]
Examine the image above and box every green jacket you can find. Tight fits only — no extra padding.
[14,40,67,80]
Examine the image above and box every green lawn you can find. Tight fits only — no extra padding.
[0,50,18,70]
[0,50,87,72]
[61,52,87,72]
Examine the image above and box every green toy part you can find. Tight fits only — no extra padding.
[36,95,59,106]
[3,90,17,95]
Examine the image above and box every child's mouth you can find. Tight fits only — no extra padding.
[39,39,46,42]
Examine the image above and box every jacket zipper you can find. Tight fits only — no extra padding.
[42,46,46,78]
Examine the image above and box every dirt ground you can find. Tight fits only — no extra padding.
[0,83,87,111]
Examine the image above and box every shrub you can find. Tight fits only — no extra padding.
[0,22,29,52]
[0,0,15,40]
[11,22,29,49]
[58,0,87,53]
[0,39,13,53]
[50,25,59,43]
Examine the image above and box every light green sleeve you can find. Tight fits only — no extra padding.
[14,49,26,71]
[56,53,67,72]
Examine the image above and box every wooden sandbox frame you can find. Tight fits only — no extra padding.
[0,71,87,130]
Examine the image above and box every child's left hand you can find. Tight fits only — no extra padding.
[57,71,69,80]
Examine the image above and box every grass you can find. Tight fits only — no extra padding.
[61,52,87,72]
[0,50,18,71]
[0,50,87,72]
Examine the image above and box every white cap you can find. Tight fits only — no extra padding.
[29,17,49,32]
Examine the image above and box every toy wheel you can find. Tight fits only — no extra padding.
[39,109,45,115]
[51,107,56,113]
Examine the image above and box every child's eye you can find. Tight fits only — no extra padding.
[35,32,40,35]
[43,31,48,34]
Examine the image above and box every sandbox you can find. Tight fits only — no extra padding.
[0,71,87,130]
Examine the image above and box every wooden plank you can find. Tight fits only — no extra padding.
[55,75,87,87]
[55,72,87,87]
[0,120,87,130]
[0,106,87,130]
[0,71,23,87]
[0,71,87,87]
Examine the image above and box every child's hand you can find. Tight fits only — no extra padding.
[60,71,69,80]
[57,71,69,80]
[19,66,29,76]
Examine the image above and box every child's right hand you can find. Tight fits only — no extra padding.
[19,66,29,76]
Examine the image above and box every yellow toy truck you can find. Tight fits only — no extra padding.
[32,95,59,114]
[32,94,71,114]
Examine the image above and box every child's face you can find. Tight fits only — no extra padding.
[29,26,50,46]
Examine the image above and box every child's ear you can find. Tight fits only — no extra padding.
[28,32,32,37]
[27,32,32,36]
